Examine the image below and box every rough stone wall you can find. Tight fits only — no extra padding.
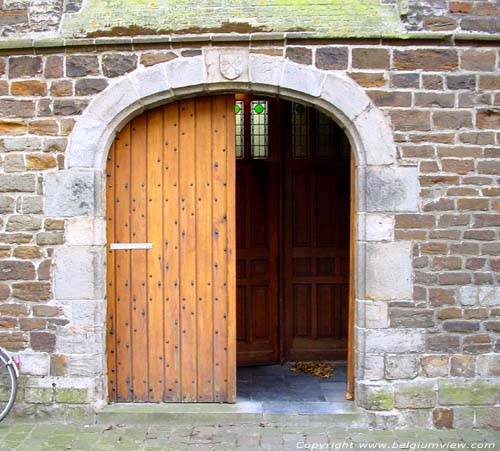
[0,0,76,35]
[403,0,500,33]
[0,40,498,428]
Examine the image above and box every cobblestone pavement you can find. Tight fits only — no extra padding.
[0,421,499,451]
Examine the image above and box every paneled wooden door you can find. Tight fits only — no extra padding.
[283,107,351,361]
[106,96,236,403]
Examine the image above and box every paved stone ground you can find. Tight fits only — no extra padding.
[0,421,499,451]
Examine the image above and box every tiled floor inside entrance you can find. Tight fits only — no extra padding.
[236,361,354,414]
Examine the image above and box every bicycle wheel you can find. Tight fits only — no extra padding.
[0,350,17,422]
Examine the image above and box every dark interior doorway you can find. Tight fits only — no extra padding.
[235,95,351,368]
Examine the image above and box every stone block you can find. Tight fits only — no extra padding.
[75,78,109,96]
[67,114,109,169]
[365,242,413,300]
[12,282,51,301]
[357,300,388,329]
[45,170,97,216]
[205,48,249,84]
[280,62,325,98]
[30,332,56,352]
[140,51,177,67]
[54,246,105,300]
[452,407,474,428]
[22,196,43,214]
[24,387,53,404]
[390,308,434,328]
[166,56,205,90]
[316,47,349,70]
[432,408,453,429]
[476,407,500,429]
[358,384,394,411]
[55,388,89,404]
[394,382,436,408]
[358,214,394,242]
[478,287,500,306]
[66,55,99,77]
[68,354,105,377]
[4,154,25,172]
[439,380,497,405]
[0,196,15,214]
[59,300,105,326]
[320,74,370,122]
[477,354,500,377]
[0,174,36,193]
[6,215,42,232]
[130,64,171,100]
[65,217,106,246]
[56,326,104,354]
[385,354,418,379]
[450,355,475,377]
[18,351,50,376]
[102,53,138,78]
[360,328,426,354]
[50,354,68,377]
[87,78,140,127]
[357,353,385,380]
[419,355,449,377]
[36,232,64,246]
[0,261,36,281]
[366,166,418,212]
[249,54,283,92]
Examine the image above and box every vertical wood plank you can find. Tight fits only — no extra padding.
[114,125,132,401]
[212,96,229,401]
[106,142,117,402]
[346,156,355,401]
[225,95,237,402]
[130,116,149,401]
[195,97,214,401]
[179,99,198,402]
[163,103,181,402]
[147,109,165,402]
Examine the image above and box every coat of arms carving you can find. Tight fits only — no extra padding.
[219,54,243,80]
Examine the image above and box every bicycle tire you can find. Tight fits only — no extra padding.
[0,349,17,422]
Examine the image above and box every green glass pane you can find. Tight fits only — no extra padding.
[234,104,241,114]
[295,104,306,114]
[254,103,265,114]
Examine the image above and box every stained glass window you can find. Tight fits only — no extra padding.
[250,100,268,158]
[235,101,244,159]
[316,112,334,159]
[292,102,309,159]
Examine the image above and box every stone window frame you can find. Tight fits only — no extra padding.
[47,49,420,407]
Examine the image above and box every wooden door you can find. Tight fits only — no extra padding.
[106,96,236,403]
[283,108,351,361]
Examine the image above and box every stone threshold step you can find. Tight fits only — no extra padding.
[96,402,367,427]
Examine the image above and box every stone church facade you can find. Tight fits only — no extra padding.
[0,0,499,429]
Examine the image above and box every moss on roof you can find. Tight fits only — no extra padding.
[61,0,405,38]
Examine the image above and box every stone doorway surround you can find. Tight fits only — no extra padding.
[46,49,419,416]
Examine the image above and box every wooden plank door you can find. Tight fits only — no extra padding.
[106,95,236,403]
[283,114,351,361]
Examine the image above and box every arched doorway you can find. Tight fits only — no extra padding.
[55,51,415,410]
[105,93,353,403]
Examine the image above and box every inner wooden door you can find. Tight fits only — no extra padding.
[236,97,350,365]
[106,96,236,403]
[283,106,351,361]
